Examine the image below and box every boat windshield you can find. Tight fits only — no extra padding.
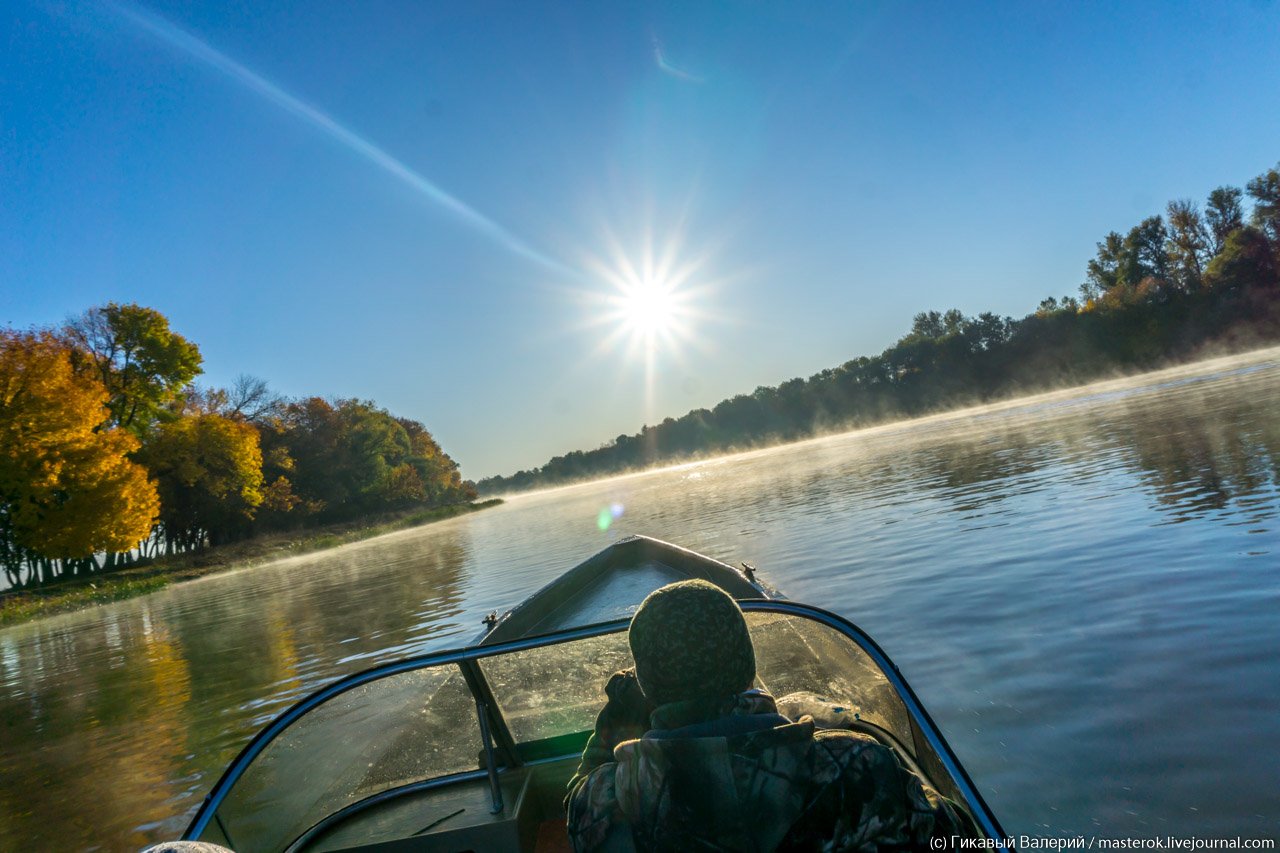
[190,605,968,852]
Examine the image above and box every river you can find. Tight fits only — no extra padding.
[2,349,1278,849]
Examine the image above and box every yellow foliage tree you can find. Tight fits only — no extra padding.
[139,413,265,549]
[0,331,158,581]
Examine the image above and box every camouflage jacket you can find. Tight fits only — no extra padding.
[566,685,967,852]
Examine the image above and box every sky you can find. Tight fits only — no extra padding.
[3,1,1279,479]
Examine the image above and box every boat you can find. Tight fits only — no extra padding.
[180,534,1005,851]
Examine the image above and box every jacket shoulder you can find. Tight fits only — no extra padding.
[790,729,955,845]
[809,728,896,774]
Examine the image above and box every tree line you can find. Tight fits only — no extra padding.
[1,305,476,589]
[479,160,1280,495]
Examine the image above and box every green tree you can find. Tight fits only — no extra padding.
[907,309,966,340]
[63,303,203,435]
[1125,216,1169,286]
[1205,186,1244,255]
[1246,162,1280,247]
[1082,231,1125,299]
[1202,226,1277,292]
[1165,199,1209,292]
[275,398,469,520]
[1082,218,1168,301]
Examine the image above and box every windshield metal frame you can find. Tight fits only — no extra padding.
[183,600,1006,844]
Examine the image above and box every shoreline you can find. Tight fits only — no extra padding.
[0,499,503,628]
[480,342,1280,500]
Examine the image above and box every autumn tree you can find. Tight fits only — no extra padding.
[0,331,158,585]
[397,416,475,503]
[272,398,471,522]
[139,413,265,550]
[274,398,392,518]
[63,303,203,435]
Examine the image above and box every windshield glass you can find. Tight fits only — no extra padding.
[480,631,634,744]
[198,664,482,853]
[195,606,946,852]
[748,611,911,739]
[481,612,916,750]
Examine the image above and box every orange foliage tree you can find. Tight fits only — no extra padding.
[0,331,158,586]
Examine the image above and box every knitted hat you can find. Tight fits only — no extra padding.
[628,579,757,706]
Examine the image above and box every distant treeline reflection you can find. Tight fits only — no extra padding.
[480,160,1280,495]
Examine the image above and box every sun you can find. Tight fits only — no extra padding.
[620,276,678,337]
[566,218,728,420]
[601,264,694,357]
[586,234,700,358]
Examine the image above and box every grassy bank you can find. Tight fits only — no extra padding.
[0,499,503,627]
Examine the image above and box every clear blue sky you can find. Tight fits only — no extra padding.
[4,1,1279,478]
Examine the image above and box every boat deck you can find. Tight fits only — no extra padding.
[481,536,770,644]
[518,558,686,635]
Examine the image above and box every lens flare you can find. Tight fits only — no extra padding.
[596,503,625,531]
[652,36,705,84]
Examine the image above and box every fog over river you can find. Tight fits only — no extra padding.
[2,349,1278,849]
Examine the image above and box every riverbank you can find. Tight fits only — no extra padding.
[0,499,503,627]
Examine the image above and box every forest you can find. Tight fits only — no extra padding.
[0,306,477,589]
[479,160,1280,495]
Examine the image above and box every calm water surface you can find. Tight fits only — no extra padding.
[3,350,1279,849]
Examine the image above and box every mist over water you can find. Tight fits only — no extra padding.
[2,349,1279,848]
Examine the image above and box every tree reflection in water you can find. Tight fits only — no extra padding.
[0,526,473,850]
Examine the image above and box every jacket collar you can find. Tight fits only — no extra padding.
[647,687,781,732]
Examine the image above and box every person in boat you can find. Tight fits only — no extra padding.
[565,579,970,851]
